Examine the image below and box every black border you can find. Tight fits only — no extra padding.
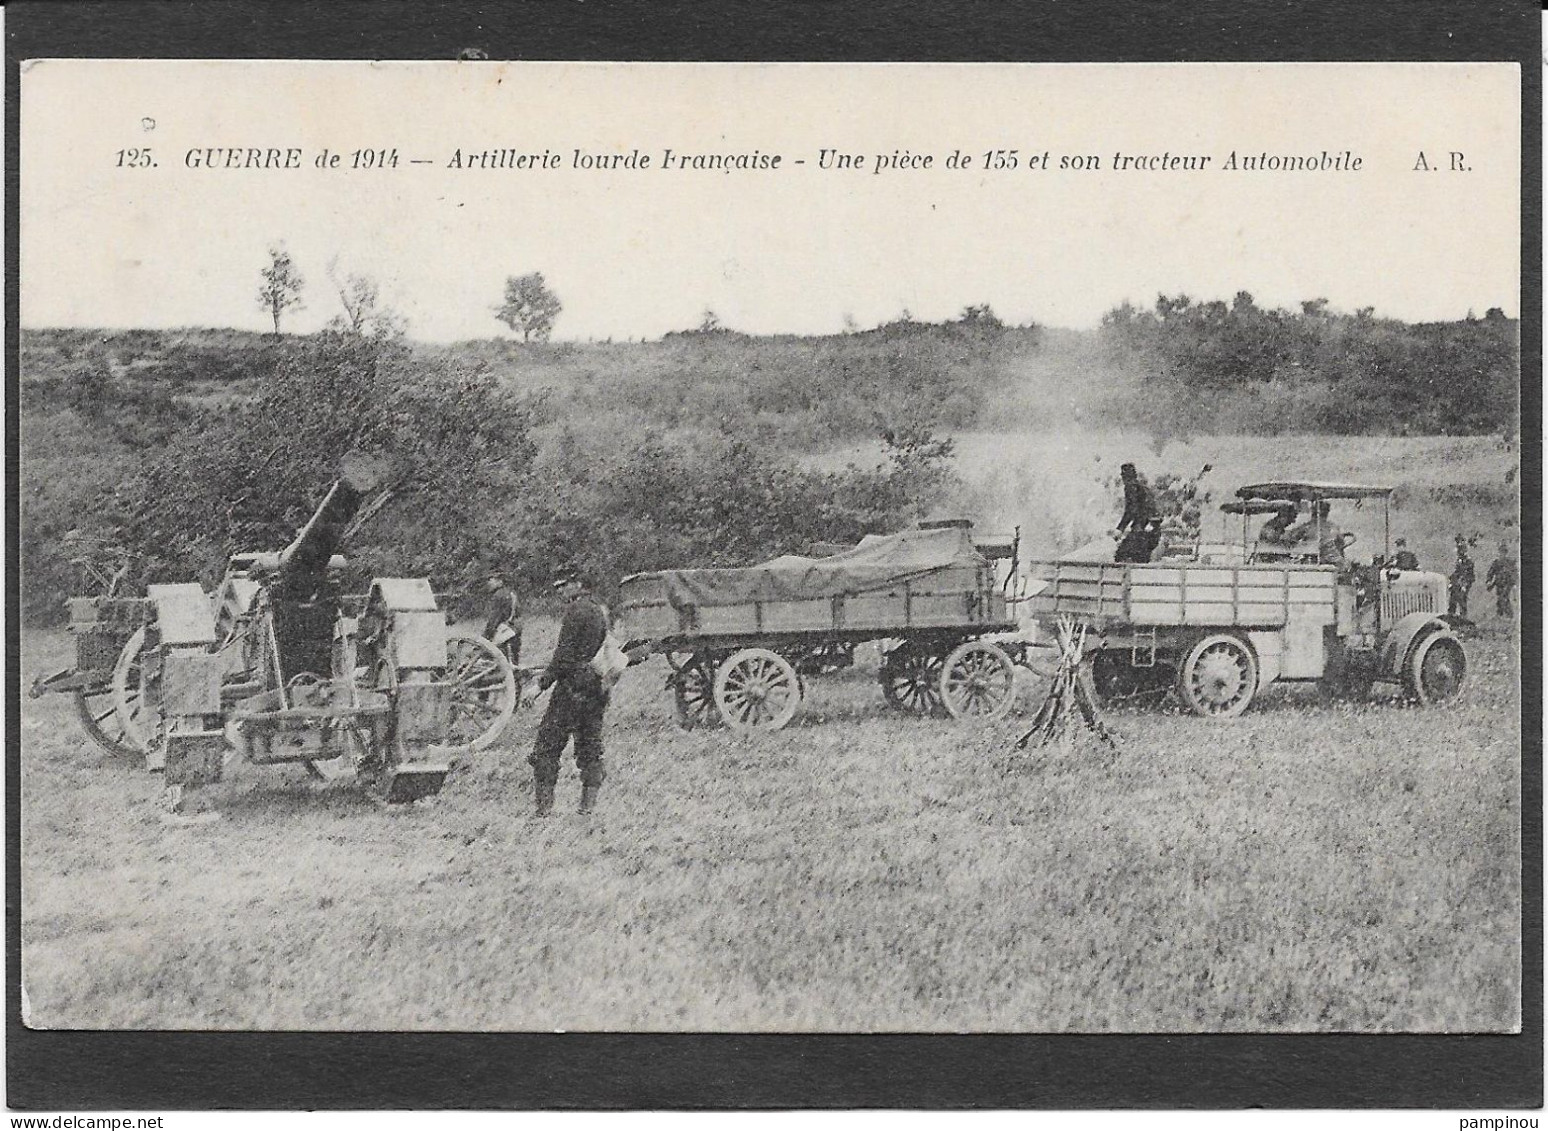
[6,0,1542,1112]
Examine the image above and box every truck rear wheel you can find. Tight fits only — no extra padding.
[1176,633,1258,718]
[1403,632,1466,705]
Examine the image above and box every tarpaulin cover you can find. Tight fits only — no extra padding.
[657,526,985,608]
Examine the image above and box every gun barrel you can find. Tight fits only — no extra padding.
[279,478,366,578]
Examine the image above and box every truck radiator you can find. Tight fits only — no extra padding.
[1381,587,1433,623]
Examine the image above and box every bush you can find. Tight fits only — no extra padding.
[499,427,960,600]
[1099,295,1519,440]
[95,332,540,598]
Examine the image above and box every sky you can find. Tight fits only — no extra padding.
[19,61,1521,342]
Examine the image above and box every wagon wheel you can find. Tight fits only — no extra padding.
[672,653,723,731]
[73,678,139,758]
[435,629,518,751]
[1176,633,1258,718]
[1403,632,1466,705]
[109,626,158,756]
[713,648,801,731]
[939,641,1017,721]
[879,646,945,715]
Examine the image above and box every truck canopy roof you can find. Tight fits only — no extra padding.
[1220,498,1298,515]
[1237,482,1394,502]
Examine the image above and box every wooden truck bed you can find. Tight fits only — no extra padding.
[1030,560,1337,629]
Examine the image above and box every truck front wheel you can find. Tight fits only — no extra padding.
[1176,633,1259,718]
[1403,632,1467,705]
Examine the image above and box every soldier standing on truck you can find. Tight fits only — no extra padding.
[1114,462,1160,563]
[1486,541,1517,618]
[1392,538,1419,571]
[1449,536,1476,619]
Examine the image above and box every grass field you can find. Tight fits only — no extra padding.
[19,434,1522,1031]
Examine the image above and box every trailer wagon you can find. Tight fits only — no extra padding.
[616,521,1038,730]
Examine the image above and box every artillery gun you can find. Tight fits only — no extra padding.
[31,457,517,807]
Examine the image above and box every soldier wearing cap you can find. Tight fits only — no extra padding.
[528,567,612,816]
[1114,462,1160,564]
[481,571,523,668]
[1392,539,1419,571]
[1486,541,1517,619]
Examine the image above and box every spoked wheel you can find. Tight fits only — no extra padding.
[110,626,158,756]
[939,640,1017,721]
[436,629,518,751]
[672,653,723,731]
[879,646,945,715]
[713,648,801,731]
[1176,633,1258,718]
[74,679,139,758]
[1404,632,1467,705]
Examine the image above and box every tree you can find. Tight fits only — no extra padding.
[956,303,1005,332]
[257,244,305,336]
[494,272,562,342]
[326,258,405,338]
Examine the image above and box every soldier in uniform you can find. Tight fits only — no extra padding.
[1486,542,1518,618]
[1286,500,1346,567]
[1114,462,1160,563]
[528,568,612,816]
[481,572,523,669]
[1449,536,1476,618]
[1392,538,1419,571]
[1254,501,1299,559]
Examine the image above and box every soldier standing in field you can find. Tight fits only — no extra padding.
[1114,462,1160,563]
[1449,536,1476,619]
[482,572,523,669]
[528,568,612,817]
[1486,542,1517,618]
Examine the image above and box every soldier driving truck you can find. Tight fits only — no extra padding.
[1030,481,1466,717]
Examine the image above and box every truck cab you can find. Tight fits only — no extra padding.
[1231,481,1450,633]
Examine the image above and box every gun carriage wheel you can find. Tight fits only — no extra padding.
[108,626,158,757]
[879,644,946,716]
[713,647,801,731]
[75,680,139,758]
[939,640,1017,721]
[1176,632,1259,718]
[437,629,518,751]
